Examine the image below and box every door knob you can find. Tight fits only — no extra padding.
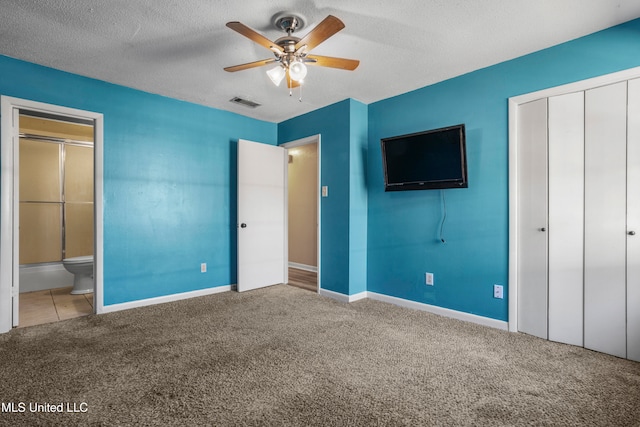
[240,223,247,228]
[539,227,546,232]
[629,231,636,236]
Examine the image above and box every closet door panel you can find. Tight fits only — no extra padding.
[517,99,548,339]
[548,92,584,347]
[627,78,640,362]
[584,81,627,358]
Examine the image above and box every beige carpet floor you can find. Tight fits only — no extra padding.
[0,284,638,426]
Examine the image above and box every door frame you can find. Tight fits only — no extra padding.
[0,96,104,332]
[508,66,640,333]
[281,135,321,292]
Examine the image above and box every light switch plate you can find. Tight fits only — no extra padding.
[493,284,503,299]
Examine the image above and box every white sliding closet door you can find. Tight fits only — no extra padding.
[548,92,584,347]
[516,99,548,340]
[628,78,640,362]
[584,82,628,358]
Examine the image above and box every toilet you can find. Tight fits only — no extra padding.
[62,255,94,294]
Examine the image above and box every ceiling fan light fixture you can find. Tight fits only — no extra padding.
[225,15,358,99]
[267,65,286,86]
[289,61,307,82]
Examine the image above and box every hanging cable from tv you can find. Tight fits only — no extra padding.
[439,190,447,243]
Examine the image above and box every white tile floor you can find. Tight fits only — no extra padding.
[18,287,93,328]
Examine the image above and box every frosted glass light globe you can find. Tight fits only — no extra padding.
[289,61,307,82]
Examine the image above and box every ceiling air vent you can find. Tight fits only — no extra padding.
[230,97,261,108]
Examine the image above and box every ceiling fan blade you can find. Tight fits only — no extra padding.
[224,58,276,72]
[305,55,359,71]
[294,15,345,51]
[226,21,284,53]
[286,69,301,88]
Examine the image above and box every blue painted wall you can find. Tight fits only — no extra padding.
[0,55,277,306]
[367,18,640,321]
[279,99,368,295]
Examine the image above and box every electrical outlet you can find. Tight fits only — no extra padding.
[425,272,434,286]
[493,284,503,299]
[201,263,207,273]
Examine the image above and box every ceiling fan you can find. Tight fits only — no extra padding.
[224,14,360,93]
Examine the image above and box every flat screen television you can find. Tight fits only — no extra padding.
[381,124,468,191]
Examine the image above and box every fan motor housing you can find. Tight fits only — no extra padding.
[274,37,301,53]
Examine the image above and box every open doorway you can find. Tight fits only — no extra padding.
[0,96,104,333]
[282,135,320,293]
[18,112,95,327]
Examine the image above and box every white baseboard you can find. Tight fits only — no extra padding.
[367,292,509,331]
[288,262,318,273]
[317,289,506,330]
[319,288,367,303]
[99,285,232,314]
[98,283,506,332]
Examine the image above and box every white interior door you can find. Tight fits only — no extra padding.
[627,78,640,362]
[512,70,640,361]
[516,99,548,339]
[237,139,287,292]
[584,82,628,358]
[548,92,584,347]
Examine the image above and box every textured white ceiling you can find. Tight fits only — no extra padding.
[1,1,639,123]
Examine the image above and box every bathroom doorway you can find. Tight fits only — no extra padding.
[18,112,95,327]
[0,97,104,332]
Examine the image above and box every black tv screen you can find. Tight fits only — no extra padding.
[381,124,468,191]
